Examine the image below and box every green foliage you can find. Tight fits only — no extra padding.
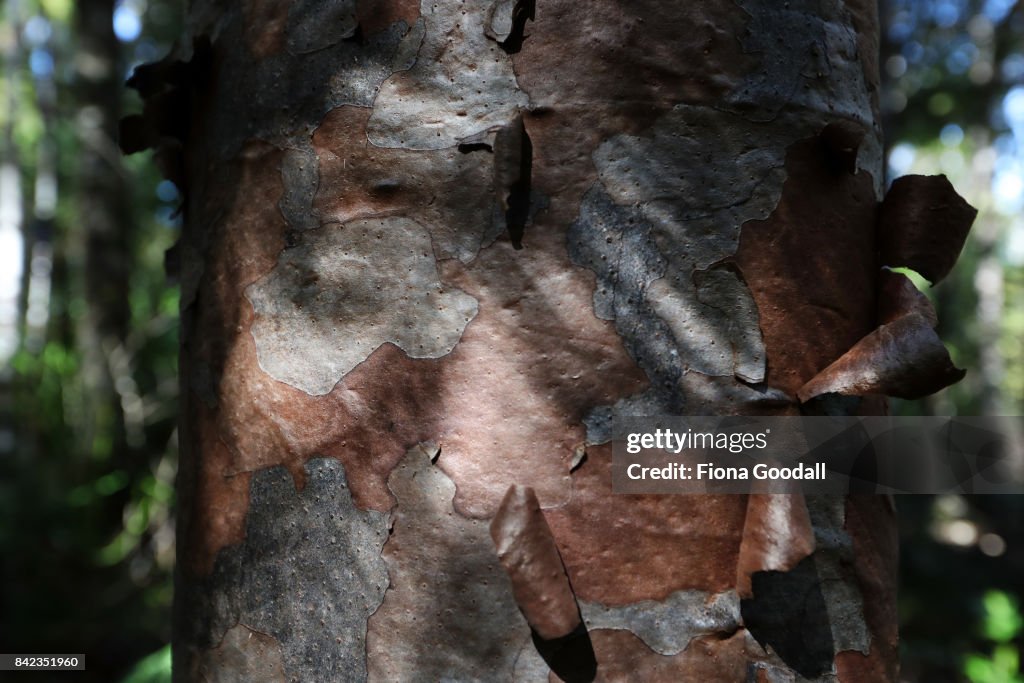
[120,645,172,683]
[0,1,183,680]
[965,591,1024,683]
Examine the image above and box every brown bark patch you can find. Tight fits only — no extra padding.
[544,444,747,604]
[736,133,878,395]
[241,0,289,59]
[736,492,816,598]
[878,174,977,284]
[356,0,420,37]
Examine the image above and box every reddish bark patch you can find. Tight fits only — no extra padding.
[736,134,878,395]
[878,174,977,284]
[356,0,420,37]
[241,0,289,59]
[735,492,816,598]
[509,1,756,246]
[180,402,251,577]
[544,444,747,604]
[180,141,287,575]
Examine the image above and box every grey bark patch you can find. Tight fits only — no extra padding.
[286,0,359,54]
[571,105,804,441]
[741,497,868,679]
[246,216,478,395]
[197,624,288,682]
[366,0,529,149]
[728,0,882,194]
[313,108,524,262]
[278,144,320,233]
[367,444,529,681]
[191,7,421,164]
[567,186,678,443]
[512,634,551,682]
[741,555,836,678]
[179,458,390,683]
[579,590,741,657]
[650,266,765,383]
[806,496,870,655]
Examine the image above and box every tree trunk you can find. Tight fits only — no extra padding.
[127,0,934,679]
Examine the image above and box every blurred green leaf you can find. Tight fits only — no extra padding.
[119,645,171,683]
[984,591,1024,643]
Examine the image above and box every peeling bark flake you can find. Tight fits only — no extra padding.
[735,134,878,396]
[878,174,977,284]
[740,497,870,680]
[736,493,816,598]
[490,485,582,641]
[493,114,533,248]
[796,310,966,402]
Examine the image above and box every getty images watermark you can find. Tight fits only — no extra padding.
[612,416,1024,494]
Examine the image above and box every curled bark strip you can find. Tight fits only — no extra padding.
[737,491,815,598]
[493,114,533,249]
[736,492,816,598]
[798,268,961,402]
[797,312,965,402]
[877,269,937,327]
[490,485,582,641]
[878,174,977,284]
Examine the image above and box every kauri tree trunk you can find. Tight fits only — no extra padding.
[123,0,974,680]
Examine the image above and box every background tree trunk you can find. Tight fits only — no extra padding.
[137,0,905,680]
[74,0,133,469]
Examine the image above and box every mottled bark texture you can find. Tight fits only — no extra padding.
[122,0,976,680]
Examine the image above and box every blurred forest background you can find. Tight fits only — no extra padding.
[0,0,1021,681]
